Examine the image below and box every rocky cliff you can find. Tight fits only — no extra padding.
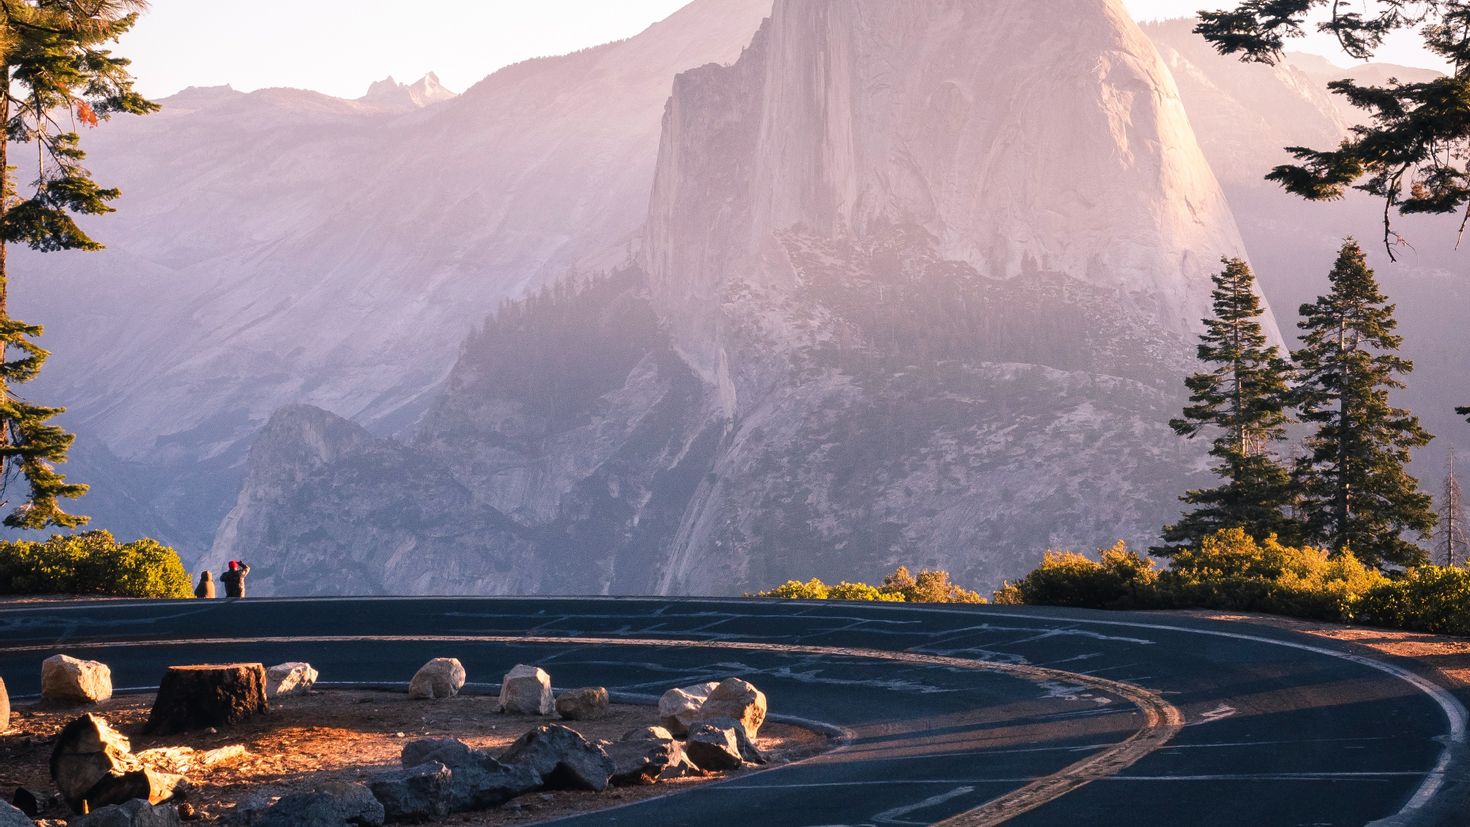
[214,0,1271,595]
[12,0,774,551]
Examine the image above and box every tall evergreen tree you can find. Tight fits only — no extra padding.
[1437,450,1469,566]
[1159,258,1298,554]
[1293,239,1436,567]
[0,0,156,529]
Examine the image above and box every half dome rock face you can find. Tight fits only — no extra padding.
[647,0,1249,383]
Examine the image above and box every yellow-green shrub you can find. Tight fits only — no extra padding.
[827,581,904,602]
[751,578,830,600]
[880,566,987,604]
[751,566,986,604]
[1357,567,1470,635]
[0,531,192,599]
[1014,542,1160,609]
[1161,529,1386,621]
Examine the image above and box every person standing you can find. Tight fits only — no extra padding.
[194,571,216,599]
[220,561,250,598]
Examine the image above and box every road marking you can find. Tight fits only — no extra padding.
[0,631,1184,824]
[873,786,976,825]
[1194,704,1238,725]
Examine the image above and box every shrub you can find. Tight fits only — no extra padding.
[827,581,904,602]
[751,566,986,604]
[1357,567,1470,636]
[0,531,192,599]
[1014,542,1160,609]
[880,566,987,604]
[751,578,830,600]
[1160,529,1387,621]
[991,581,1025,605]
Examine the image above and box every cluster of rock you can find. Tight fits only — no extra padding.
[4,655,772,826]
[2,655,317,825]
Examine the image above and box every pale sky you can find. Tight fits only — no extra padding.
[116,0,1445,101]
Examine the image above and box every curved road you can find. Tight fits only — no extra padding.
[2,598,1467,826]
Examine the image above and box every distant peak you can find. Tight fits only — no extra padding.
[360,72,456,109]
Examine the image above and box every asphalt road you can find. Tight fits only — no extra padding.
[1,598,1466,826]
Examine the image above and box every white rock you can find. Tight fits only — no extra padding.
[265,662,318,698]
[408,658,465,700]
[657,681,719,737]
[41,654,112,704]
[694,677,768,740]
[497,665,553,716]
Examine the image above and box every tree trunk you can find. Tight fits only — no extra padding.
[143,664,269,735]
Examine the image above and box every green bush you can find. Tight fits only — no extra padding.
[1357,567,1470,635]
[1009,531,1384,619]
[0,531,192,599]
[1159,529,1386,622]
[1014,542,1160,609]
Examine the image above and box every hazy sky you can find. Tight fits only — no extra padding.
[117,0,1445,100]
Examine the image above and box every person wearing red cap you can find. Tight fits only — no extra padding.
[220,560,250,598]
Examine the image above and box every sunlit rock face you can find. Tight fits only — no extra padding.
[635,0,1262,593]
[215,0,1279,596]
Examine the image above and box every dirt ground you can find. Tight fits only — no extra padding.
[0,690,829,825]
[1180,610,1470,691]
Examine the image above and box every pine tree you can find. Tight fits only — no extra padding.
[1292,239,1436,568]
[1437,450,1469,567]
[0,1,156,529]
[1159,258,1299,554]
[1197,2,1470,258]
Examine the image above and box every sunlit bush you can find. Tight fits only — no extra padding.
[1013,542,1160,609]
[880,566,986,604]
[751,566,985,604]
[1161,529,1386,621]
[1357,567,1470,636]
[0,531,192,599]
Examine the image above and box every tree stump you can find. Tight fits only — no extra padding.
[143,664,268,735]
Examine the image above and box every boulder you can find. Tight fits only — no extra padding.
[368,761,452,823]
[144,664,268,735]
[0,676,10,733]
[554,687,608,721]
[407,659,465,700]
[69,799,181,827]
[619,726,674,742]
[499,724,614,792]
[497,665,552,716]
[254,782,384,827]
[264,663,318,698]
[684,721,744,772]
[400,739,473,770]
[0,801,31,827]
[657,681,718,737]
[694,678,767,740]
[398,739,537,812]
[605,736,695,786]
[50,714,180,814]
[697,716,767,765]
[41,655,113,705]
